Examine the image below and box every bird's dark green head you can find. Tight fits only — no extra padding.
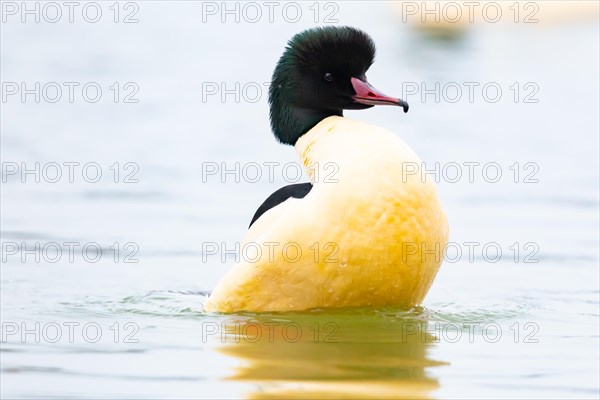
[269,26,409,145]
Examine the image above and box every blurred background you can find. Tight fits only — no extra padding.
[1,1,599,398]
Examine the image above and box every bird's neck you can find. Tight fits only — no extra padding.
[294,115,346,182]
[295,116,423,187]
[271,100,342,145]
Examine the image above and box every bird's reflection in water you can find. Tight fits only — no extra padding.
[213,308,447,399]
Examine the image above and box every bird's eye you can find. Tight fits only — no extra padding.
[324,73,334,82]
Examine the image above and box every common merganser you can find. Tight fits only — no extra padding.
[205,26,448,313]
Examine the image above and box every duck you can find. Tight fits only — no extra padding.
[204,26,448,313]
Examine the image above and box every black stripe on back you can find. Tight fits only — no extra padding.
[249,183,313,228]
